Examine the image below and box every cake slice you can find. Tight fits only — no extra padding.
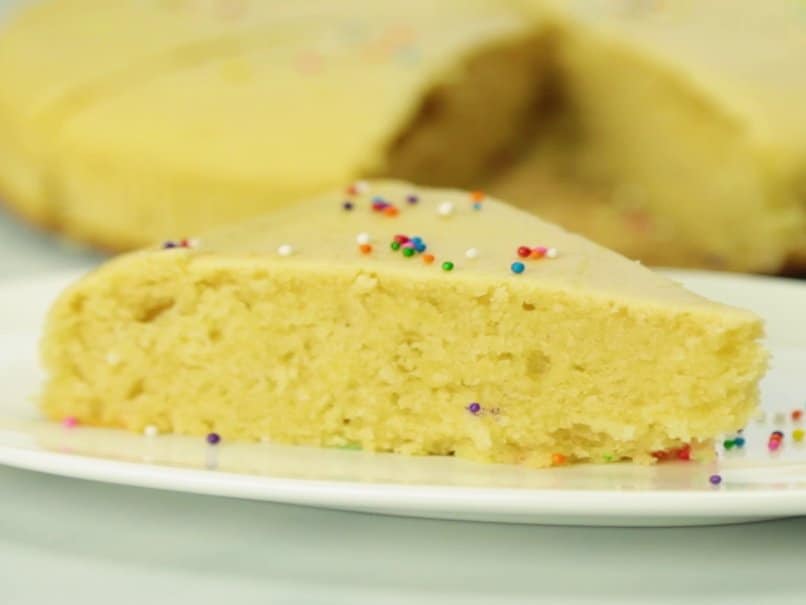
[40,182,767,467]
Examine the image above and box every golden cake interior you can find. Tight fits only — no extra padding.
[40,183,767,467]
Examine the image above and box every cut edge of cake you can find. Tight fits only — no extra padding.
[39,181,767,468]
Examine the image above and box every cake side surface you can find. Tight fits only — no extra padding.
[39,183,767,467]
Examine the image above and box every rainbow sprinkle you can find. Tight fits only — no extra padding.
[768,430,784,451]
[551,453,567,466]
[162,239,198,250]
[516,244,558,260]
[389,234,429,260]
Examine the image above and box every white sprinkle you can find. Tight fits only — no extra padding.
[356,232,371,245]
[187,238,201,249]
[437,201,455,217]
[545,247,558,259]
[354,180,370,194]
[277,244,294,257]
[105,352,121,366]
[144,425,159,437]
[774,412,786,425]
[464,247,479,259]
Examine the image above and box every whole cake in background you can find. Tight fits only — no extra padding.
[40,181,767,467]
[0,0,803,273]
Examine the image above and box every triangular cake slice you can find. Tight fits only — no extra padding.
[40,182,766,466]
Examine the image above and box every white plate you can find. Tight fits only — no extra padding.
[1,269,805,527]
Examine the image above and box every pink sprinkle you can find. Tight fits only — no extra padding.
[534,246,548,255]
[62,416,79,428]
[768,439,781,452]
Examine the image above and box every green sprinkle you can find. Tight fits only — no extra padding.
[390,241,401,251]
[723,438,735,450]
[441,261,454,272]
[402,247,415,258]
[338,442,362,451]
[603,454,614,463]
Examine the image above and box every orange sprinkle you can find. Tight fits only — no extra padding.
[529,249,545,260]
[470,190,485,202]
[422,253,435,265]
[358,244,372,255]
[551,453,567,466]
[384,206,399,217]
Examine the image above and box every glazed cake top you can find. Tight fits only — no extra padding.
[180,180,759,319]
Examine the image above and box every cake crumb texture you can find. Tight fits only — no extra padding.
[40,183,767,467]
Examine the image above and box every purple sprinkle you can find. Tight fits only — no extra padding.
[406,194,419,204]
[206,432,221,445]
[467,402,481,415]
[162,241,177,249]
[709,474,722,486]
[342,201,354,211]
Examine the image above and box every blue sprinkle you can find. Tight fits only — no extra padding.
[510,261,525,274]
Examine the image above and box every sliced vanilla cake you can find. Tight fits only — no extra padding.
[40,182,767,466]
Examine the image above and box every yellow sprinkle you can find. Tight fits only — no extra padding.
[793,429,804,442]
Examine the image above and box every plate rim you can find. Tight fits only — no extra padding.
[3,445,806,520]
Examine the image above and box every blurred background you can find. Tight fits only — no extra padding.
[0,0,804,279]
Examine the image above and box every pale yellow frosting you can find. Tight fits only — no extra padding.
[200,180,750,313]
